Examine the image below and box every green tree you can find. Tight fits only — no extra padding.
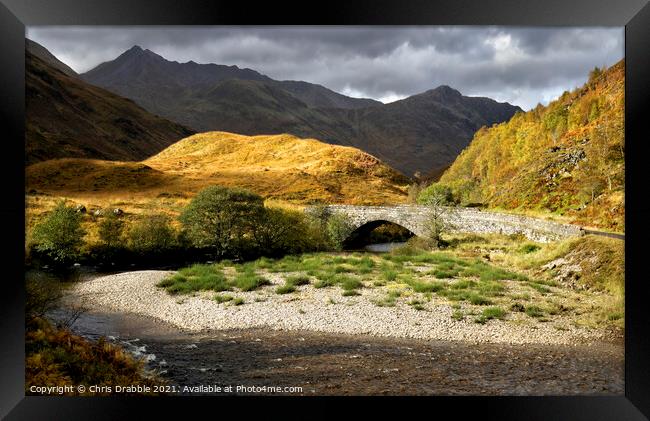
[302,206,334,251]
[31,201,86,265]
[252,207,312,255]
[326,213,354,251]
[588,66,603,83]
[417,183,455,205]
[421,194,458,248]
[98,212,124,248]
[179,186,265,257]
[407,182,426,204]
[127,214,176,254]
[305,205,331,229]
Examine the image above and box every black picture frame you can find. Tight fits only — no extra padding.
[1,0,648,419]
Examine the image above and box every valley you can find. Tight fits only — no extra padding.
[25,131,411,237]
[23,33,626,398]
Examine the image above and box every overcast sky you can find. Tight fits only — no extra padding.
[26,26,623,110]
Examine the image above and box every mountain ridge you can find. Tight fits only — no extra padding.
[81,45,521,176]
[83,45,378,110]
[25,41,195,165]
[26,39,78,77]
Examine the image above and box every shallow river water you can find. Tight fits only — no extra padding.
[47,306,624,396]
[363,242,406,253]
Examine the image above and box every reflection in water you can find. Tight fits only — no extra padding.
[363,242,406,252]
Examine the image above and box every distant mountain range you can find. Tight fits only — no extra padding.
[24,39,623,228]
[81,46,521,176]
[26,41,194,165]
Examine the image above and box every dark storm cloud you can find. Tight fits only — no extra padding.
[26,26,623,109]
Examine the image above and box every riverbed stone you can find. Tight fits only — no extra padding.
[70,270,611,347]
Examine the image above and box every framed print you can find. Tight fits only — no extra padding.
[1,0,649,419]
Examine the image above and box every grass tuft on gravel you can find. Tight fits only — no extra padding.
[525,305,545,318]
[157,264,230,295]
[157,263,269,294]
[286,275,310,286]
[475,306,506,324]
[233,272,271,292]
[276,284,296,294]
[214,294,234,303]
[153,235,622,328]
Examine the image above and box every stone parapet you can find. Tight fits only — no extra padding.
[309,205,584,243]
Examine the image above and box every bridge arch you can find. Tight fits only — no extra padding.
[324,205,429,238]
[343,219,415,249]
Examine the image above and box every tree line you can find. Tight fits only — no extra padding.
[27,185,357,270]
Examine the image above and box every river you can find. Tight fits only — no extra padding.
[362,242,406,253]
[45,305,624,396]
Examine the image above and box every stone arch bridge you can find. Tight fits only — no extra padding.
[308,205,586,243]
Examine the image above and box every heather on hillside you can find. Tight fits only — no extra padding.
[438,61,624,231]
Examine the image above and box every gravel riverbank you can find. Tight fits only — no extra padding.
[50,309,624,395]
[69,270,618,345]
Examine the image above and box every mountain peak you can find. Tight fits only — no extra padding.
[120,45,163,61]
[432,85,462,96]
[120,45,144,58]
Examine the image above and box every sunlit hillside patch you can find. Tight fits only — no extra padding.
[25,132,411,236]
[438,61,624,232]
[26,132,409,207]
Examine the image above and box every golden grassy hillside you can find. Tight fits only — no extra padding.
[145,132,409,202]
[26,132,410,230]
[439,61,624,231]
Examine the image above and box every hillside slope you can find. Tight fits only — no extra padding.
[332,86,522,179]
[439,61,624,231]
[26,39,78,77]
[27,132,410,205]
[81,46,520,176]
[158,78,343,138]
[25,44,194,165]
